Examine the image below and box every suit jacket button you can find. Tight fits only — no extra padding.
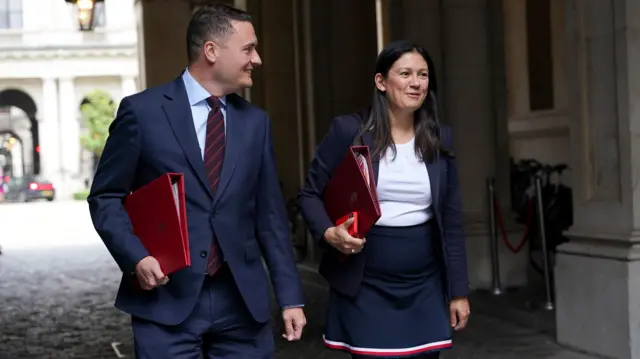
[200,250,207,258]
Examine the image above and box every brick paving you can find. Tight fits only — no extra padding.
[0,242,600,359]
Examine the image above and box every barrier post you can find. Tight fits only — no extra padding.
[534,176,554,310]
[487,177,503,295]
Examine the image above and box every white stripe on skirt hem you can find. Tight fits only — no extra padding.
[322,335,453,356]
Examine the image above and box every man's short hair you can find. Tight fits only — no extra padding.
[186,3,252,63]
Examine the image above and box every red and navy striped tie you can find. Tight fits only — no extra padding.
[204,96,224,275]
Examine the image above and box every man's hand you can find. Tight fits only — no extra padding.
[449,297,470,331]
[323,217,366,254]
[281,307,306,341]
[135,256,169,290]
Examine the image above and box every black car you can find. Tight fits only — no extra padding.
[4,175,55,202]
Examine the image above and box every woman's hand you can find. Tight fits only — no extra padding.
[323,217,366,254]
[449,297,470,331]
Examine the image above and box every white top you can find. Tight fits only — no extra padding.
[375,138,433,227]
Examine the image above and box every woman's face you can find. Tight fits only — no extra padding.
[375,51,429,113]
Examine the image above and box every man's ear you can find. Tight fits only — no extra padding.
[203,41,219,64]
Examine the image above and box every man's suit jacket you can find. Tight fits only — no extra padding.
[297,111,470,299]
[88,76,304,326]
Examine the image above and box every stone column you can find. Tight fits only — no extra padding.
[308,0,377,136]
[58,77,77,198]
[555,1,640,358]
[248,0,302,199]
[388,0,444,103]
[136,0,191,89]
[39,77,61,187]
[441,0,524,289]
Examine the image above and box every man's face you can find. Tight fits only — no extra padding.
[211,20,262,93]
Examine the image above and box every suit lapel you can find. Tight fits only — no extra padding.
[161,78,213,199]
[213,94,242,207]
[426,155,441,211]
[362,131,380,185]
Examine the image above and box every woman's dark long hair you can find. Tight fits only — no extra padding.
[358,40,448,163]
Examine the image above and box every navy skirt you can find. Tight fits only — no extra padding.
[323,222,452,357]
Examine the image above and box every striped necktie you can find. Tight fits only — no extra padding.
[204,96,224,275]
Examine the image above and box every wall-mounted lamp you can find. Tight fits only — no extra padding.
[64,0,104,31]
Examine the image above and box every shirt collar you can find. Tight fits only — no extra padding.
[182,68,227,108]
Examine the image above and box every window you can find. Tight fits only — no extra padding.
[0,0,22,30]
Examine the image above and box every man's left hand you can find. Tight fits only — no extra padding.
[282,307,306,341]
[449,297,470,331]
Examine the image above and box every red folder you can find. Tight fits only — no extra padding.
[323,146,381,238]
[123,173,190,275]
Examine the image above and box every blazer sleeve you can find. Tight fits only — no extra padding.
[87,97,149,274]
[441,126,470,297]
[255,114,305,308]
[297,116,359,244]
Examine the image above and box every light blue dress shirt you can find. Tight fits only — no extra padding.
[181,69,227,160]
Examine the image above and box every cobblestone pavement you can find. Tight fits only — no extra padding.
[0,201,598,359]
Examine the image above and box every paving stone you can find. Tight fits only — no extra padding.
[0,202,600,359]
[0,243,600,359]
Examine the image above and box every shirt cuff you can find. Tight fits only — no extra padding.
[282,304,304,309]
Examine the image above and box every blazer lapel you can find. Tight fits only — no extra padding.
[362,130,380,185]
[426,154,441,211]
[213,94,242,207]
[161,77,212,199]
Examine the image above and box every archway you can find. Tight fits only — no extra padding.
[0,130,25,179]
[0,89,39,174]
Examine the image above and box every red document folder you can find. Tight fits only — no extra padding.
[323,146,381,238]
[123,173,190,275]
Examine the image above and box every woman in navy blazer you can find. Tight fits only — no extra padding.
[298,40,471,358]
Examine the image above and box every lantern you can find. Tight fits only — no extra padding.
[64,0,104,31]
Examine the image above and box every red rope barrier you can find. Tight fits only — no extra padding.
[493,195,532,253]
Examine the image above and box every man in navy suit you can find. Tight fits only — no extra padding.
[88,4,306,358]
